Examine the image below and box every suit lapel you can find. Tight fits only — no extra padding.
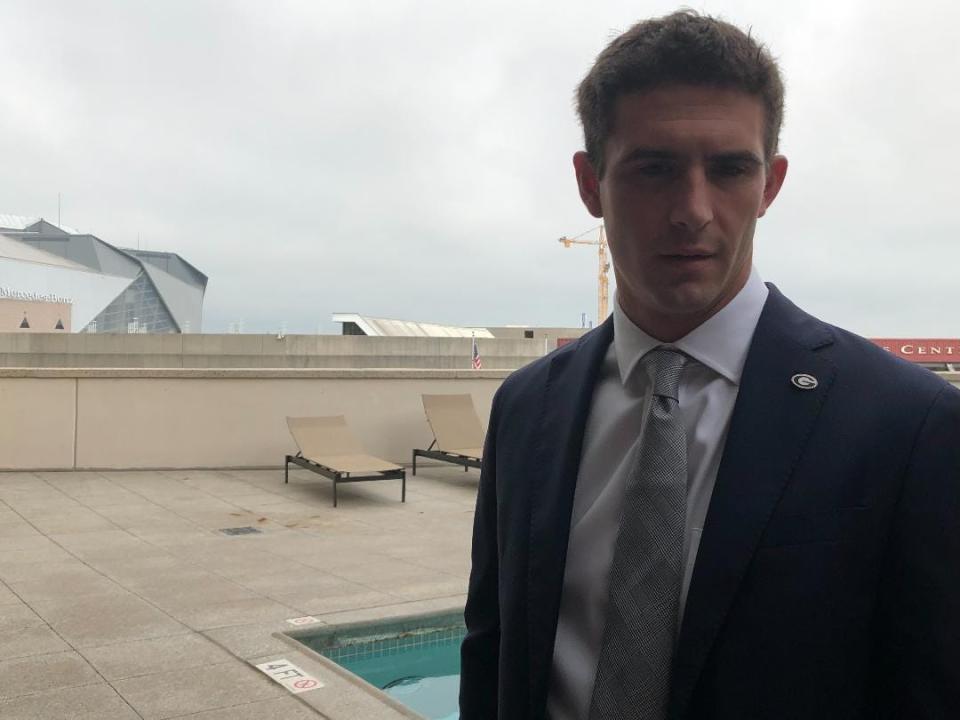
[527,317,614,718]
[669,286,837,718]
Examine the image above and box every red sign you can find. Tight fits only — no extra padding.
[870,339,960,362]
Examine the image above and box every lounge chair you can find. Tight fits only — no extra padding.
[412,394,485,475]
[285,416,406,507]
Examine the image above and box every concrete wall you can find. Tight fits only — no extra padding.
[0,368,506,471]
[0,377,76,468]
[0,333,546,369]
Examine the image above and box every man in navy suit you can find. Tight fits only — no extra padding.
[460,10,960,720]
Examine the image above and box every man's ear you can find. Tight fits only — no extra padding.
[573,151,603,219]
[758,154,788,218]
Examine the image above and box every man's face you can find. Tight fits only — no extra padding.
[574,85,788,341]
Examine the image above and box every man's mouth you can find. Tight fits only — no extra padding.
[662,252,714,260]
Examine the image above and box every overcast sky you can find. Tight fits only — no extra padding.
[1,0,956,335]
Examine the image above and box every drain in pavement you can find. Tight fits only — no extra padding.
[219,526,262,536]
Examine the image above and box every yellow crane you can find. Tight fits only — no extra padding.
[558,225,610,326]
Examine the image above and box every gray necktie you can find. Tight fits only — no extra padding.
[588,347,688,720]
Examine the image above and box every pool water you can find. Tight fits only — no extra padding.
[296,613,464,720]
[341,637,461,720]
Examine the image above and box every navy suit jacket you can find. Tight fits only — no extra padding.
[460,285,960,719]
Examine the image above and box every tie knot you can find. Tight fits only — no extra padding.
[642,347,687,400]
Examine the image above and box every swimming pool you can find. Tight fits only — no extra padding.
[294,611,464,719]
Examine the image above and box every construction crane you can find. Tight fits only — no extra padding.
[558,225,610,326]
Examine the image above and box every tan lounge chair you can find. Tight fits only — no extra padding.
[412,394,485,475]
[285,416,406,507]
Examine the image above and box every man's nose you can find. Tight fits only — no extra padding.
[668,167,713,231]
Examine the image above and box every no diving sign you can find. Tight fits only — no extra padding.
[255,659,324,694]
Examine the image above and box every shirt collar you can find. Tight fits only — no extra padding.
[613,266,769,386]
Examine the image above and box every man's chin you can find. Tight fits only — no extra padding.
[654,287,721,319]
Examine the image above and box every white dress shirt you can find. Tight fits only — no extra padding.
[546,267,769,720]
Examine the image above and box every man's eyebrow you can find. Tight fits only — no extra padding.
[706,150,764,165]
[618,149,764,165]
[619,149,680,163]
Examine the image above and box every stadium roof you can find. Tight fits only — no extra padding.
[121,248,208,286]
[332,313,495,338]
[0,214,80,235]
[0,233,88,270]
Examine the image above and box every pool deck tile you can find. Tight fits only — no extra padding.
[0,602,45,633]
[0,584,19,607]
[277,588,401,617]
[0,683,142,720]
[31,593,190,648]
[201,620,302,660]
[170,596,300,631]
[111,660,286,719]
[0,650,100,701]
[81,632,235,681]
[0,624,72,661]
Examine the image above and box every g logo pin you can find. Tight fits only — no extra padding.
[791,373,818,390]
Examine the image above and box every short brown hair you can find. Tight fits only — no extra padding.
[576,11,785,175]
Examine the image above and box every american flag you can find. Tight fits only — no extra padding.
[472,334,482,370]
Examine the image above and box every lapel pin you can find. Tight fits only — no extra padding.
[791,373,818,390]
